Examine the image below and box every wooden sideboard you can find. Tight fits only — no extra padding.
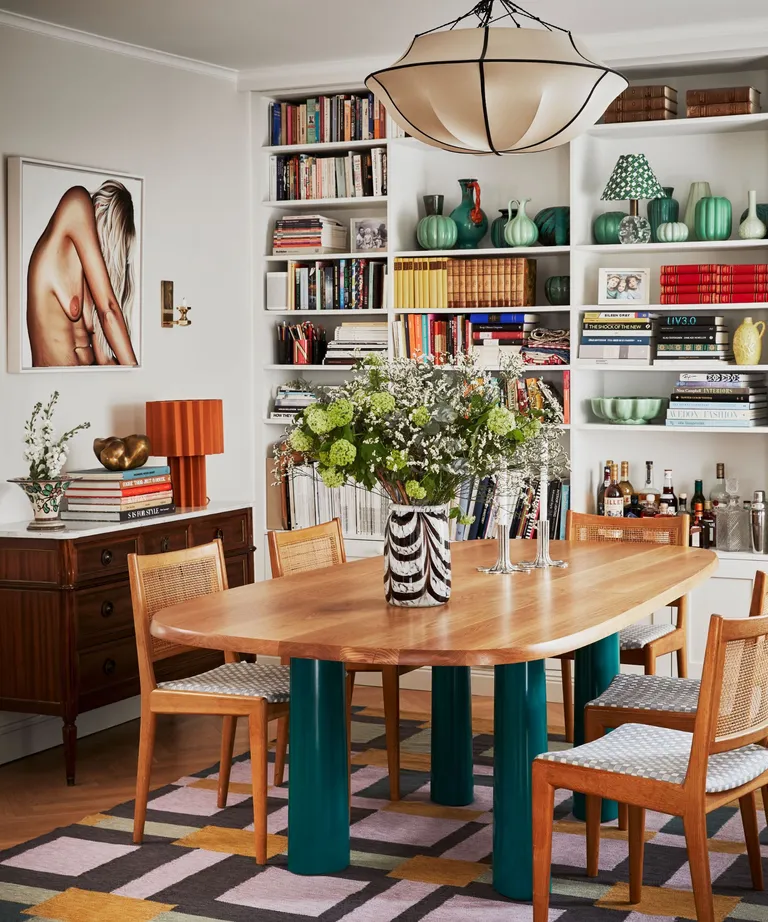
[0,502,255,784]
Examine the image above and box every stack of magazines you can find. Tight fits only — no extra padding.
[62,465,175,522]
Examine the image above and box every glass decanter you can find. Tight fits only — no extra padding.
[715,478,751,552]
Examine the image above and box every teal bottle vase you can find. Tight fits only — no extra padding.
[647,186,679,243]
[544,275,570,306]
[534,206,570,246]
[491,207,517,248]
[593,211,626,245]
[449,179,488,249]
[504,198,539,247]
[416,194,458,250]
[695,196,732,241]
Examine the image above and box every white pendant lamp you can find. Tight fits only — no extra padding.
[365,0,627,155]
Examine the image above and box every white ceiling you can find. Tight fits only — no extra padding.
[2,0,768,72]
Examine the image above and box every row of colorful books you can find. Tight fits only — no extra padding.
[268,149,386,201]
[659,264,768,304]
[665,372,767,428]
[393,257,537,310]
[269,93,388,146]
[454,477,569,542]
[272,215,347,254]
[392,312,538,363]
[62,466,175,522]
[285,259,387,311]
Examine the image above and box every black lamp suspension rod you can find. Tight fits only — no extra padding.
[418,0,568,37]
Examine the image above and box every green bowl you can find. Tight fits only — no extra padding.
[590,397,667,425]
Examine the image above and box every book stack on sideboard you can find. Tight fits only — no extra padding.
[603,85,677,123]
[62,466,176,523]
[686,86,761,118]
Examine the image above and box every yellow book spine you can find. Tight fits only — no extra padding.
[429,259,439,308]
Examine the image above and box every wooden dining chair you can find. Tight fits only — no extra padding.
[585,569,768,831]
[534,609,768,922]
[268,519,417,801]
[128,540,290,863]
[557,510,690,742]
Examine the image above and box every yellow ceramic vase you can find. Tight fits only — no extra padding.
[733,316,766,365]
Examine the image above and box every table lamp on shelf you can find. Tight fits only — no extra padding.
[145,399,224,508]
[601,153,664,245]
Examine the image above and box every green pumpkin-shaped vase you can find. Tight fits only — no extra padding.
[593,211,626,245]
[449,179,488,249]
[656,222,689,243]
[491,207,517,248]
[695,196,732,241]
[545,275,570,306]
[647,187,679,243]
[416,194,458,250]
[534,206,570,246]
[504,198,539,247]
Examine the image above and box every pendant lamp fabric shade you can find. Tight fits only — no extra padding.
[601,154,665,202]
[365,26,627,155]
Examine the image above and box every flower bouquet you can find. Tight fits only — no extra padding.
[276,353,545,606]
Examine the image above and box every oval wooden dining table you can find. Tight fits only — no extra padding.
[151,538,717,901]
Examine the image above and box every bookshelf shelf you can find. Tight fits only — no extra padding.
[574,363,768,372]
[579,423,768,434]
[579,304,768,312]
[395,246,570,258]
[393,307,569,315]
[265,252,389,262]
[578,240,768,254]
[264,364,354,371]
[264,309,389,316]
[263,138,390,154]
[262,196,387,209]
[588,112,768,139]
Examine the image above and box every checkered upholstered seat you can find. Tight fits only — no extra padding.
[537,723,768,793]
[620,622,677,650]
[158,662,290,703]
[588,673,700,713]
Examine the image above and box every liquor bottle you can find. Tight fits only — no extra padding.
[710,463,728,507]
[640,493,659,517]
[642,461,660,504]
[658,502,670,517]
[604,464,624,517]
[690,502,704,547]
[596,463,612,515]
[702,500,716,549]
[678,493,688,516]
[618,461,634,509]
[660,469,678,514]
[626,494,642,518]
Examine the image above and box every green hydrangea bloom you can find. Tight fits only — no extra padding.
[328,438,356,466]
[305,406,333,435]
[320,466,345,489]
[350,389,367,406]
[327,398,354,428]
[385,450,408,471]
[288,428,312,452]
[410,405,430,427]
[318,450,330,464]
[487,406,513,436]
[370,392,396,416]
[405,480,427,500]
[364,353,384,366]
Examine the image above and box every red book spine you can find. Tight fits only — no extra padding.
[659,294,724,304]
[660,264,723,273]
[660,285,720,294]
[660,273,722,285]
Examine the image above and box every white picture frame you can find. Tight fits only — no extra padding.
[7,157,144,373]
[597,267,651,305]
[350,216,388,253]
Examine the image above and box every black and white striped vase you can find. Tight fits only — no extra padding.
[383,504,452,607]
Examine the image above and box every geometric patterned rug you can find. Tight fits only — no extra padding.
[1,705,766,922]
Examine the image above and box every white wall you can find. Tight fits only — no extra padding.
[0,25,252,759]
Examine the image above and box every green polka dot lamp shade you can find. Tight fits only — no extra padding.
[601,154,664,201]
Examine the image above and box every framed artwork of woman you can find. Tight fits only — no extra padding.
[7,157,143,372]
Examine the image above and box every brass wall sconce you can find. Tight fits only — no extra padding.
[161,280,192,328]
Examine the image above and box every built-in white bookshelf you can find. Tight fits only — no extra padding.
[252,62,768,677]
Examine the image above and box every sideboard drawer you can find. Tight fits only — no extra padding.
[73,537,138,582]
[78,637,138,697]
[140,525,189,556]
[190,512,249,553]
[76,583,134,648]
[225,554,250,588]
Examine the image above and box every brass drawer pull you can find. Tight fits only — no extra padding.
[102,658,116,675]
[101,600,114,618]
[101,549,113,566]
[161,537,170,553]
[215,528,224,541]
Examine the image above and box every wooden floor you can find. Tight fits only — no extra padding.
[0,687,565,851]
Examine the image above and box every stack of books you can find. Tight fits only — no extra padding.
[686,86,761,118]
[579,311,656,365]
[660,264,768,304]
[62,466,175,523]
[666,372,767,428]
[272,215,347,255]
[268,148,386,201]
[269,93,388,145]
[270,385,317,421]
[654,313,733,365]
[393,257,536,309]
[602,85,677,123]
[322,322,388,366]
[287,258,386,310]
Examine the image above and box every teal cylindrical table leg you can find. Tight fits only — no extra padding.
[573,632,620,822]
[493,660,548,901]
[288,657,350,874]
[431,665,473,806]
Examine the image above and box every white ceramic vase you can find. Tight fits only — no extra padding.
[739,190,767,240]
[683,181,712,241]
[383,504,451,606]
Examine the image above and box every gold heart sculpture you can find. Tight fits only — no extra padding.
[93,435,151,471]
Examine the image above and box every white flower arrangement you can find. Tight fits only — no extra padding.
[23,392,90,480]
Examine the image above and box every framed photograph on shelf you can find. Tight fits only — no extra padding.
[597,268,650,305]
[7,157,144,373]
[350,217,388,253]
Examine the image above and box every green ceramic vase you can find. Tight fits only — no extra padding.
[695,196,732,241]
[504,198,539,247]
[593,211,626,245]
[491,207,516,248]
[534,206,570,246]
[647,187,679,243]
[449,179,488,249]
[544,275,570,306]
[656,222,689,243]
[416,194,458,250]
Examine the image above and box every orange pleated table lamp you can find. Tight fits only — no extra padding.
[145,399,224,508]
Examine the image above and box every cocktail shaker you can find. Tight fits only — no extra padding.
[752,490,767,554]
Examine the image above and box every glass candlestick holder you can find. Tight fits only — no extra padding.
[519,467,568,569]
[478,464,530,575]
